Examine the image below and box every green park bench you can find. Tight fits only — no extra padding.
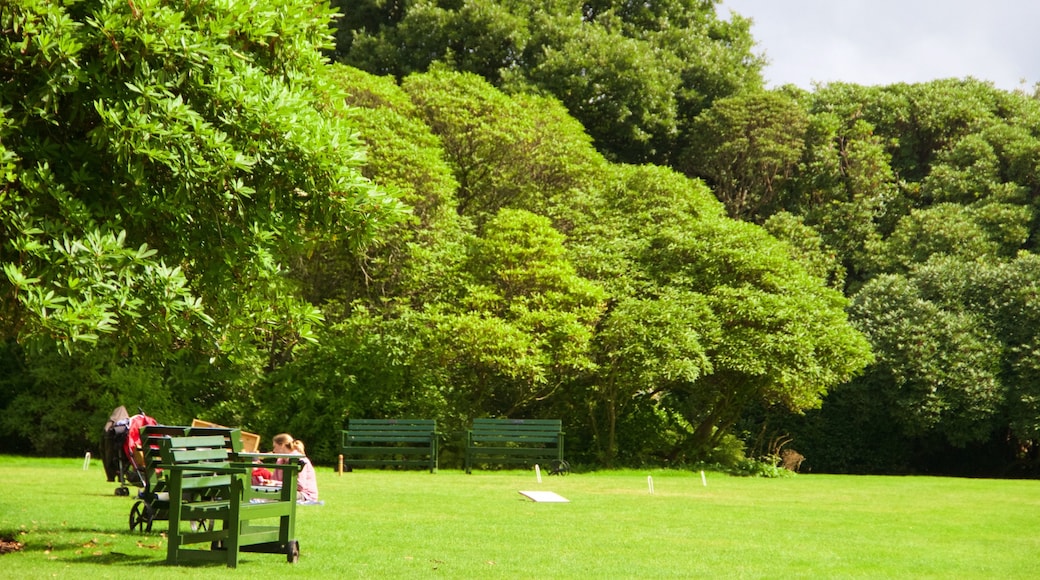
[159,433,302,568]
[341,418,439,473]
[464,418,566,474]
[130,425,255,532]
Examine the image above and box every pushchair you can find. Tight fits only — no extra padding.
[101,406,158,496]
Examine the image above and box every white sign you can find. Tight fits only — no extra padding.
[519,490,569,503]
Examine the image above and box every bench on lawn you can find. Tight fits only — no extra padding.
[465,418,565,474]
[130,425,254,532]
[341,419,439,473]
[159,433,302,568]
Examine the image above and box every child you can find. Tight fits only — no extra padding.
[251,460,273,486]
[271,433,320,503]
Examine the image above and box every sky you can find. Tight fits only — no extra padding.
[719,1,1040,92]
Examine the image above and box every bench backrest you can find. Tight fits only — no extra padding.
[184,426,245,453]
[141,426,242,485]
[469,418,562,443]
[344,419,437,443]
[159,434,238,493]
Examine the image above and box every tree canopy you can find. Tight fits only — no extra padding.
[334,0,764,165]
[0,0,402,452]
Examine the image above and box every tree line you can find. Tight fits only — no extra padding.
[3,0,1039,476]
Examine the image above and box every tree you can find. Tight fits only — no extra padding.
[646,216,874,457]
[0,0,402,452]
[559,162,872,463]
[401,67,606,223]
[685,90,809,220]
[766,80,1040,474]
[838,257,1012,457]
[444,208,606,417]
[591,291,714,465]
[336,0,764,165]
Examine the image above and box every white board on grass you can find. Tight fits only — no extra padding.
[519,490,569,503]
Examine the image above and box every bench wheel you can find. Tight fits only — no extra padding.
[287,540,300,563]
[548,459,570,475]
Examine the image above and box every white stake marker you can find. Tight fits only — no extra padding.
[535,464,542,483]
[647,475,655,494]
[701,470,707,487]
[83,451,91,470]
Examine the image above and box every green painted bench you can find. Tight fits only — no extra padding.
[464,418,565,474]
[130,425,255,532]
[159,434,302,568]
[341,419,439,473]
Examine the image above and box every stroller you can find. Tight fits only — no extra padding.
[101,406,158,496]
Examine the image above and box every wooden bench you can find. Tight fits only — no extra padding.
[130,425,254,532]
[159,434,302,568]
[341,419,439,473]
[465,418,565,474]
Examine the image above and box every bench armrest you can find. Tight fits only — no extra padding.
[236,452,299,461]
[158,463,249,475]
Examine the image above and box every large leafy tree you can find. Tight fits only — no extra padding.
[335,0,764,165]
[0,0,401,452]
[767,80,1040,474]
[559,161,872,463]
[685,90,809,220]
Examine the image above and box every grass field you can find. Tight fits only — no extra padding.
[2,455,1039,578]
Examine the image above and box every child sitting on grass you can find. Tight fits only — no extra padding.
[271,433,321,504]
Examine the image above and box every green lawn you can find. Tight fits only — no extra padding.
[2,455,1038,578]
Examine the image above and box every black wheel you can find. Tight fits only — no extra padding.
[129,501,144,531]
[129,502,156,532]
[115,486,130,496]
[192,518,214,532]
[549,459,570,475]
[287,540,300,563]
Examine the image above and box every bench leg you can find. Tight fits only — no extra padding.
[226,494,242,568]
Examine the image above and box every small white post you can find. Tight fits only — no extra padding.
[535,464,542,483]
[83,451,91,470]
[647,475,654,494]
[700,470,707,487]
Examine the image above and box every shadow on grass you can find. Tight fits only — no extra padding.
[4,524,163,556]
[10,524,283,570]
[57,551,161,566]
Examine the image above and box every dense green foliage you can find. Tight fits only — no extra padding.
[5,1,1040,477]
[0,0,402,453]
[334,0,764,165]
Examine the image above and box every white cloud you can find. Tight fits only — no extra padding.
[720,0,1040,91]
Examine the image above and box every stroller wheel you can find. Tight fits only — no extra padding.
[129,501,145,531]
[130,501,156,532]
[115,486,130,496]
